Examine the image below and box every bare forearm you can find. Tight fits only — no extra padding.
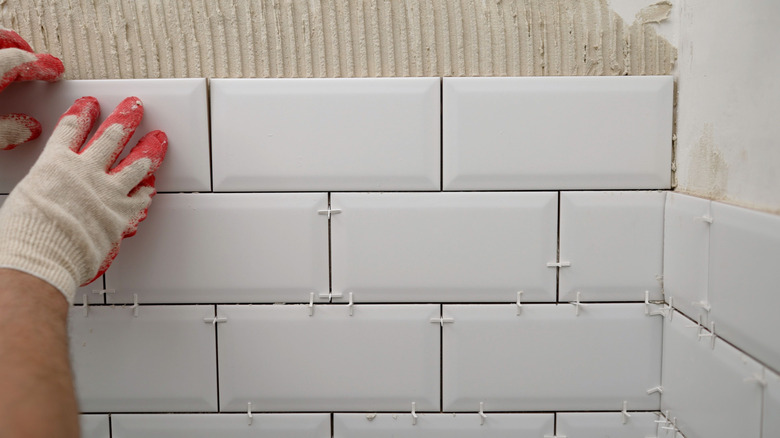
[0,268,79,438]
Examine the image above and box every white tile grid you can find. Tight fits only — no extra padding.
[15,77,780,436]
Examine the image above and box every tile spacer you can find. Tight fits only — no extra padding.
[646,386,663,395]
[621,400,631,424]
[318,291,344,303]
[478,402,487,425]
[82,295,89,317]
[744,368,768,388]
[645,291,668,317]
[696,300,712,312]
[309,293,315,316]
[695,214,714,224]
[247,401,253,425]
[348,292,354,316]
[317,208,342,220]
[698,321,717,349]
[132,294,139,317]
[516,291,523,315]
[572,291,584,316]
[92,288,115,296]
[546,261,571,268]
[430,316,455,327]
[411,402,418,426]
[203,316,228,325]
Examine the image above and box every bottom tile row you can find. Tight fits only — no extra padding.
[70,304,661,413]
[83,412,665,438]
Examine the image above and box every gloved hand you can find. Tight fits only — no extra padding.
[0,96,167,303]
[0,26,64,150]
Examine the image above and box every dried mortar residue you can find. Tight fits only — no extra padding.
[0,0,676,79]
[685,123,729,200]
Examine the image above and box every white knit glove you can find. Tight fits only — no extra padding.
[0,26,64,150]
[0,96,168,303]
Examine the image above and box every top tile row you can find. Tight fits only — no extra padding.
[0,77,673,193]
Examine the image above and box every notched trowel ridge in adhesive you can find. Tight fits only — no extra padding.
[0,0,676,79]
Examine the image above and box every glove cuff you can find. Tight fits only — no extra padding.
[0,211,83,304]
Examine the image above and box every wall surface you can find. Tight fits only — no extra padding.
[0,0,675,78]
[674,0,780,213]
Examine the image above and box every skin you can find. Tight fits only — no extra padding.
[0,268,79,438]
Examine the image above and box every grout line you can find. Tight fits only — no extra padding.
[213,304,221,413]
[556,191,562,303]
[154,188,672,195]
[439,303,444,413]
[205,78,215,193]
[439,77,444,192]
[108,413,113,438]
[327,192,333,295]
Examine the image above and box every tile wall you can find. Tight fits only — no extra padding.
[0,76,777,438]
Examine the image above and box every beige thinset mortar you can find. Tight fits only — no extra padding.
[0,0,675,79]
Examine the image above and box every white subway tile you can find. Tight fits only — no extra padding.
[663,192,711,323]
[556,412,661,437]
[442,76,673,190]
[765,370,780,437]
[111,414,330,438]
[69,305,218,412]
[211,78,440,191]
[217,304,440,412]
[0,79,210,193]
[80,415,110,438]
[105,193,329,304]
[333,413,554,437]
[709,202,780,371]
[559,191,665,301]
[661,311,762,438]
[442,304,661,411]
[331,192,558,302]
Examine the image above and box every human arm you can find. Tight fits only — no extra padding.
[0,95,167,436]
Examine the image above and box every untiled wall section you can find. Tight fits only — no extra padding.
[0,76,777,438]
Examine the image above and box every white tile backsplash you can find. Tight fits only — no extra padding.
[442,304,662,411]
[556,412,661,437]
[442,76,673,190]
[765,370,780,437]
[663,192,711,323]
[708,201,780,371]
[5,77,777,436]
[111,414,331,438]
[559,191,666,302]
[0,79,211,193]
[69,305,218,413]
[211,78,440,192]
[105,193,329,304]
[217,304,440,412]
[80,415,110,438]
[661,311,763,438]
[333,413,555,437]
[331,192,558,302]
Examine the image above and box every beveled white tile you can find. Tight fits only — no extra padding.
[556,412,660,437]
[708,202,780,371]
[663,192,711,323]
[661,310,762,438]
[333,413,554,437]
[331,192,558,302]
[211,78,440,191]
[105,193,329,304]
[111,414,330,438]
[442,76,673,190]
[80,415,110,438]
[217,304,440,412]
[765,370,780,437]
[0,79,210,193]
[559,191,665,301]
[442,304,661,411]
[69,305,218,412]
